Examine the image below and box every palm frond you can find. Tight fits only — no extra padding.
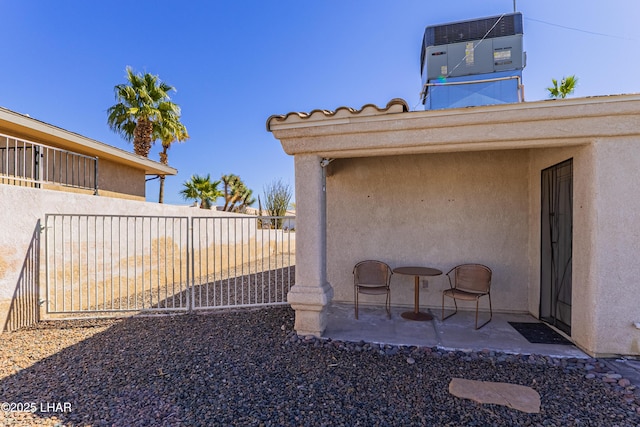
[108,67,187,158]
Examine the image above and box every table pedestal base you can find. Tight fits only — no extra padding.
[401,311,433,321]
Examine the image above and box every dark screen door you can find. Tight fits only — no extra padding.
[540,159,573,335]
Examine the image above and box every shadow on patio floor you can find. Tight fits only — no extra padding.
[324,303,588,358]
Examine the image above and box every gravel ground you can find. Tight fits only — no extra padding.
[1,306,640,426]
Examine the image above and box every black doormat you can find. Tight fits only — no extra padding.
[508,322,572,345]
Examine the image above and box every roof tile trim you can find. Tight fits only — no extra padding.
[266,98,409,132]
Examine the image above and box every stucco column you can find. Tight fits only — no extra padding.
[287,154,333,336]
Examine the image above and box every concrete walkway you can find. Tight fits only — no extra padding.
[323,303,587,358]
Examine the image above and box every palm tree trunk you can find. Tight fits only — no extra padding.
[133,118,153,157]
[158,175,165,203]
[158,145,169,204]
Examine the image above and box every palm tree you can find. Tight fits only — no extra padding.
[157,111,189,203]
[107,67,187,158]
[180,174,221,209]
[547,75,578,99]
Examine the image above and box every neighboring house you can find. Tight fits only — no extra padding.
[267,94,640,358]
[237,206,296,230]
[0,106,176,200]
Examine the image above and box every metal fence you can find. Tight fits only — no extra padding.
[191,216,295,310]
[1,133,98,193]
[44,214,295,315]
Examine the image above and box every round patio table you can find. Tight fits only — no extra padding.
[393,266,443,321]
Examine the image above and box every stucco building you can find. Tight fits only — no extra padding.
[0,106,176,200]
[267,94,640,357]
[0,106,177,331]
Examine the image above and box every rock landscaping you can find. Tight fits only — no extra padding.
[1,306,639,426]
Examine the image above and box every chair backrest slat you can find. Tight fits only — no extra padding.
[454,264,491,293]
[354,260,390,286]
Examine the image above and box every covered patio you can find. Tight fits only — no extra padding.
[267,94,640,357]
[324,303,586,359]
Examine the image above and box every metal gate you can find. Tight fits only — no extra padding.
[44,214,295,316]
[540,159,573,335]
[191,216,295,310]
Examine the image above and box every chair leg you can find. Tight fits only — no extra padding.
[475,300,479,329]
[475,294,493,330]
[489,293,492,320]
[442,294,458,321]
[385,291,390,319]
[354,287,359,320]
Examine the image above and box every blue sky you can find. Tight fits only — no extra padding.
[2,1,639,205]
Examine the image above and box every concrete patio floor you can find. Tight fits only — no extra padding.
[323,303,588,359]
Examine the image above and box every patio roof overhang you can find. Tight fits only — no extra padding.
[0,106,177,176]
[267,93,640,354]
[267,94,640,158]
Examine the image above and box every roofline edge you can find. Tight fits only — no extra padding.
[266,98,409,132]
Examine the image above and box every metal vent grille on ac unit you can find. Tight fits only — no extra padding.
[424,13,523,48]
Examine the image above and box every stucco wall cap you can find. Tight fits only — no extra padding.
[266,98,409,132]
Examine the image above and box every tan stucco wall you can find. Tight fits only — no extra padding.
[40,185,145,201]
[589,137,640,356]
[326,150,531,313]
[0,184,284,331]
[98,158,146,199]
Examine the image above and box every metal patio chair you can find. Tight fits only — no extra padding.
[442,264,492,329]
[353,260,393,320]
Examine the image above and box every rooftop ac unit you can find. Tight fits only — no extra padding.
[420,13,526,109]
